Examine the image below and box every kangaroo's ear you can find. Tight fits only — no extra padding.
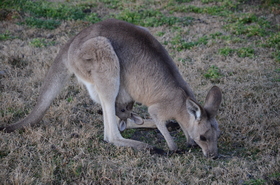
[131,113,144,125]
[118,120,127,132]
[204,86,222,118]
[186,98,202,121]
[126,102,134,111]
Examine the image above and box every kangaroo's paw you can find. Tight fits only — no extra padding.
[149,147,166,155]
[109,138,152,151]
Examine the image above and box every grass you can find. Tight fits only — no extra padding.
[22,0,86,20]
[218,47,235,56]
[265,32,280,49]
[100,0,123,9]
[219,47,255,58]
[1,0,280,184]
[244,179,266,185]
[236,47,254,58]
[22,17,61,30]
[263,32,280,62]
[204,65,223,81]
[29,38,55,48]
[0,107,28,120]
[168,1,236,16]
[0,31,16,40]
[114,9,194,27]
[224,22,267,37]
[170,33,208,51]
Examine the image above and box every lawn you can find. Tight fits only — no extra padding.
[0,0,279,184]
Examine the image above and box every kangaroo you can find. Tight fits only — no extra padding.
[0,19,222,158]
[115,101,144,131]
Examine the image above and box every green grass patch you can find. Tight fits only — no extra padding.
[204,5,233,16]
[171,34,208,51]
[0,31,16,41]
[1,0,100,29]
[224,13,271,37]
[210,32,223,39]
[84,13,101,24]
[178,57,193,65]
[23,1,86,20]
[2,0,87,20]
[261,32,280,62]
[236,47,254,58]
[29,38,55,48]
[210,33,243,44]
[218,47,255,58]
[22,17,61,30]
[0,0,27,10]
[114,9,193,27]
[264,32,280,50]
[218,47,235,56]
[99,0,123,9]
[269,172,280,179]
[169,1,235,16]
[204,65,223,80]
[274,52,280,62]
[226,13,258,24]
[156,31,166,37]
[121,129,137,138]
[171,5,203,13]
[224,23,266,37]
[220,35,243,43]
[244,178,266,185]
[67,97,73,103]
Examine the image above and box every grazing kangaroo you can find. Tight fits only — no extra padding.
[0,19,222,158]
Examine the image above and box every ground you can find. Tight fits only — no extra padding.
[0,0,280,184]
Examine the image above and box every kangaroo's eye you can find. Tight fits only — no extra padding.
[121,109,125,112]
[200,135,207,141]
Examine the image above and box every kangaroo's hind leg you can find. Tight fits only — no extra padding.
[73,37,152,150]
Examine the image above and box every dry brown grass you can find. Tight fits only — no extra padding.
[1,0,280,184]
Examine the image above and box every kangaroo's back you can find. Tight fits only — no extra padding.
[68,19,195,105]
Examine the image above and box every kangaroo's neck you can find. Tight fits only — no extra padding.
[173,73,196,100]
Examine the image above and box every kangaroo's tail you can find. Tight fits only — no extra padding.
[1,47,71,133]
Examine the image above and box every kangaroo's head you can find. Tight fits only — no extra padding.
[115,102,143,131]
[186,86,222,159]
